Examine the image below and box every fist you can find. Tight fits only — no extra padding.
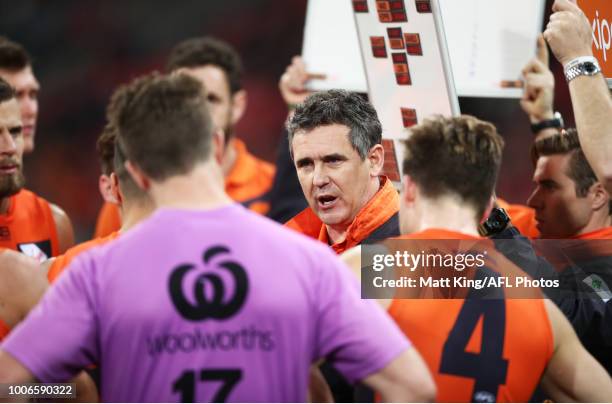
[543,0,593,66]
[279,56,325,106]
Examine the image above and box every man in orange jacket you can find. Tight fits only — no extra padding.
[285,89,401,401]
[285,90,400,254]
[94,37,275,238]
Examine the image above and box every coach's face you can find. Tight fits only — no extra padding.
[292,124,382,228]
[0,98,25,198]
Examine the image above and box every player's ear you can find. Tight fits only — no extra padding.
[402,174,417,204]
[368,144,385,177]
[109,172,123,206]
[98,174,118,204]
[212,129,225,165]
[231,89,247,125]
[125,161,151,191]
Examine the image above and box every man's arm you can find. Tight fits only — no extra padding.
[544,0,612,193]
[520,35,560,141]
[361,347,435,402]
[315,246,435,401]
[341,245,392,310]
[0,251,99,402]
[0,250,47,324]
[541,299,612,402]
[50,204,75,254]
[307,366,334,403]
[0,351,98,402]
[0,350,34,384]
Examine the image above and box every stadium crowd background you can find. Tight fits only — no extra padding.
[2,0,573,241]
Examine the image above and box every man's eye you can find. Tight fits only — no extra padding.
[9,126,22,136]
[541,183,555,190]
[207,94,221,103]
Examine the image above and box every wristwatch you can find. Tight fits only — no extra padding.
[478,207,511,237]
[531,111,564,135]
[564,56,602,82]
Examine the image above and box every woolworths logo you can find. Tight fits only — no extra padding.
[168,245,249,321]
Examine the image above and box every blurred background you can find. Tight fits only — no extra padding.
[1,0,571,241]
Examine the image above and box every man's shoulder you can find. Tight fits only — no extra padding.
[48,232,119,282]
[285,207,323,237]
[13,189,50,209]
[243,206,331,253]
[90,206,330,259]
[240,143,275,185]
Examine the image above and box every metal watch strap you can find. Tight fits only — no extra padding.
[564,56,602,82]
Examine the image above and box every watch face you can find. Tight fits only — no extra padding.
[584,62,597,74]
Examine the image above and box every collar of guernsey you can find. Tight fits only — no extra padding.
[285,176,399,253]
[389,228,496,254]
[547,226,612,263]
[395,228,482,240]
[392,228,494,254]
[225,138,274,196]
[2,190,21,222]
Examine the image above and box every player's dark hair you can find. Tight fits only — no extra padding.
[0,77,15,103]
[0,37,31,71]
[166,36,243,94]
[286,90,382,160]
[96,123,116,176]
[533,128,611,213]
[402,115,505,220]
[116,72,214,181]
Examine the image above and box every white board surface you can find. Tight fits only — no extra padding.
[439,0,546,98]
[302,0,368,92]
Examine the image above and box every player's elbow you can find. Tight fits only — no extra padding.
[402,346,436,402]
[403,369,436,402]
[379,368,436,402]
[411,363,437,402]
[367,347,437,402]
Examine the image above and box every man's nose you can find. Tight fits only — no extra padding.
[312,163,330,187]
[0,130,17,155]
[527,188,542,209]
[20,97,37,119]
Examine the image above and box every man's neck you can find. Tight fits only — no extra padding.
[325,176,382,245]
[327,225,349,246]
[576,211,612,236]
[149,162,233,210]
[119,200,156,232]
[412,196,480,237]
[221,139,237,177]
[0,197,11,215]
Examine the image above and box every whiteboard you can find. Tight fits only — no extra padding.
[352,0,459,182]
[439,0,546,98]
[302,0,368,92]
